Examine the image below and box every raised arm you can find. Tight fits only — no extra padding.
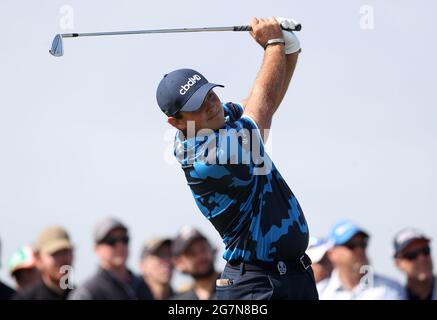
[276,51,300,108]
[242,17,301,142]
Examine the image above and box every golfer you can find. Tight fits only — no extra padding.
[156,17,317,300]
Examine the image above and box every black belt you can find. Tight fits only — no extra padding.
[226,254,312,275]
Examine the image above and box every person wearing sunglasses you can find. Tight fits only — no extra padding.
[319,220,403,300]
[393,228,436,300]
[69,217,153,300]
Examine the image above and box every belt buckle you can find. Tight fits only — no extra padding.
[300,255,311,270]
[277,261,287,275]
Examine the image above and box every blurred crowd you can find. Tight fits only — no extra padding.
[0,218,435,300]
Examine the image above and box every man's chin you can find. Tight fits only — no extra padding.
[112,259,127,268]
[351,261,368,272]
[417,271,433,282]
[190,266,216,280]
[210,119,225,131]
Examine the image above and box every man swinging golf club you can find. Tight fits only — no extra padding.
[156,17,317,300]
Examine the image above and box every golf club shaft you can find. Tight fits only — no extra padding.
[59,24,301,38]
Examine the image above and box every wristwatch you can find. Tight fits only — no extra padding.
[264,38,285,49]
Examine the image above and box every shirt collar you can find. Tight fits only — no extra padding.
[327,269,368,293]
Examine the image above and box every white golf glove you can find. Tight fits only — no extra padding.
[275,17,301,54]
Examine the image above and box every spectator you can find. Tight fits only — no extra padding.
[319,220,403,300]
[0,237,16,300]
[14,226,74,300]
[9,246,40,292]
[140,237,175,300]
[69,217,153,300]
[172,226,219,300]
[306,237,333,292]
[394,228,436,300]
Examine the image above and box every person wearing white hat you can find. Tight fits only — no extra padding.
[8,245,40,292]
[306,237,333,292]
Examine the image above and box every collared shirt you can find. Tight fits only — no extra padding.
[316,278,330,294]
[405,276,437,300]
[174,102,309,263]
[318,269,404,300]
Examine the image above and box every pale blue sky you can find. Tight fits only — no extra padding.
[1,0,436,289]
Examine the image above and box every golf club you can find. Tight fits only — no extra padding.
[49,22,302,57]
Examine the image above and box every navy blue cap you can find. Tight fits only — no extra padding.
[329,219,369,246]
[393,228,430,257]
[156,68,224,116]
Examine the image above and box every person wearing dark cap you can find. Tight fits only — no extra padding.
[69,217,153,300]
[172,226,219,300]
[14,226,74,300]
[139,237,175,300]
[393,228,436,300]
[0,237,16,300]
[319,220,403,300]
[156,17,317,301]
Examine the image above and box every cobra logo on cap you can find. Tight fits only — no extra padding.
[179,74,202,95]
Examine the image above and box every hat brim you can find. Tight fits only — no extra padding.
[395,237,430,257]
[334,229,369,246]
[307,243,332,263]
[142,238,172,258]
[172,235,207,257]
[10,261,36,275]
[95,224,127,244]
[40,239,73,255]
[179,83,224,112]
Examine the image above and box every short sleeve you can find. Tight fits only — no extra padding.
[223,102,243,122]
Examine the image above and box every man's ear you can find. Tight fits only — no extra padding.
[94,244,101,256]
[34,251,43,270]
[168,117,186,131]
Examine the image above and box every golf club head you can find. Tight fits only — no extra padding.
[49,34,63,57]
